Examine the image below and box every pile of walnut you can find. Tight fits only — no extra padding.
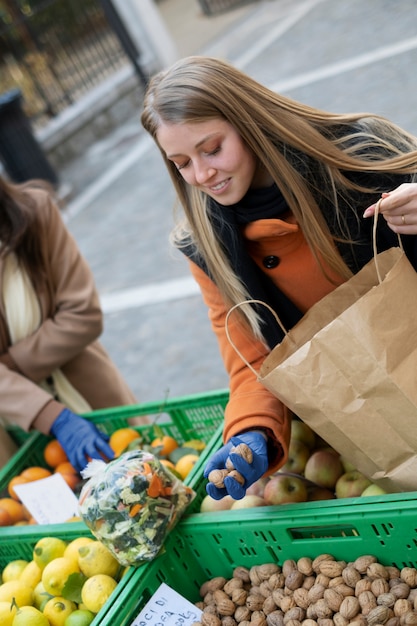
[192,553,417,626]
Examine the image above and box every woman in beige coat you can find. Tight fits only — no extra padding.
[0,176,137,471]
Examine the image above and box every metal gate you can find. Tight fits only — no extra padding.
[0,0,141,129]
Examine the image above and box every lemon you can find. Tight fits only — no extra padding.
[12,605,49,626]
[0,579,34,606]
[33,537,67,571]
[2,560,29,583]
[33,581,53,610]
[43,596,77,626]
[0,600,17,626]
[19,561,42,589]
[42,557,80,596]
[78,541,120,578]
[64,608,95,626]
[63,537,95,567]
[81,574,118,614]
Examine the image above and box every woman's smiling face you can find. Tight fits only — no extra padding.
[157,118,267,205]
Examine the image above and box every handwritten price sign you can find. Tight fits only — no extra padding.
[130,583,202,626]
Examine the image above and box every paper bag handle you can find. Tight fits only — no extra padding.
[225,299,292,377]
[373,198,404,283]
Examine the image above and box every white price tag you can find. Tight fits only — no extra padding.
[130,582,202,626]
[13,473,80,524]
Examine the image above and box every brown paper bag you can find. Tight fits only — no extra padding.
[227,242,417,493]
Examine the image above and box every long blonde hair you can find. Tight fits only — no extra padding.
[141,55,417,338]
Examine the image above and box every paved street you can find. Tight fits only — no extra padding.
[63,0,417,406]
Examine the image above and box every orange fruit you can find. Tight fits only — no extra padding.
[0,507,13,526]
[159,459,176,470]
[109,428,140,456]
[44,439,68,468]
[151,435,179,457]
[58,472,81,490]
[174,453,200,480]
[0,498,28,524]
[21,466,52,481]
[8,475,30,500]
[55,461,78,475]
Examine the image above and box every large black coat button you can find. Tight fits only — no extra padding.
[262,255,280,269]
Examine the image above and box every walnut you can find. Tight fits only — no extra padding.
[272,589,285,608]
[328,576,344,589]
[298,558,314,576]
[221,617,237,626]
[283,607,305,623]
[371,578,390,597]
[259,581,273,598]
[201,614,222,626]
[293,588,310,610]
[317,619,333,626]
[333,583,354,598]
[258,564,281,580]
[251,611,267,626]
[307,584,326,604]
[228,469,245,485]
[286,570,305,591]
[283,560,299,577]
[246,593,265,611]
[315,574,330,589]
[313,599,333,620]
[266,611,285,626]
[301,620,318,626]
[285,620,301,626]
[233,567,251,584]
[201,577,228,597]
[391,583,411,599]
[319,560,346,578]
[302,577,316,591]
[269,573,286,590]
[393,599,412,617]
[323,588,344,612]
[280,596,297,613]
[263,595,278,615]
[234,606,251,623]
[401,568,417,589]
[224,578,243,596]
[367,563,390,580]
[333,612,349,626]
[386,618,401,626]
[386,568,402,580]
[207,469,229,488]
[339,595,360,620]
[377,593,397,608]
[342,565,362,589]
[366,605,392,625]
[213,590,235,616]
[311,555,334,574]
[353,555,377,574]
[230,443,253,463]
[355,577,373,596]
[347,619,367,626]
[250,566,264,587]
[400,613,417,626]
[358,589,377,614]
[232,588,247,606]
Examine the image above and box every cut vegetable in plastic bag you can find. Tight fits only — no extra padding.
[78,450,195,566]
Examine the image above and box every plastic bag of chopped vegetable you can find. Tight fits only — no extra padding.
[78,449,196,566]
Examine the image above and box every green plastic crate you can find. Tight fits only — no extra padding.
[99,491,417,625]
[0,524,140,626]
[0,389,229,499]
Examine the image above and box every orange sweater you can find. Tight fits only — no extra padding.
[189,217,344,474]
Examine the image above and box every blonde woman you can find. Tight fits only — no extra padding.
[141,55,417,500]
[0,176,138,471]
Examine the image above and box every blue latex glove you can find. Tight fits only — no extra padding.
[50,408,114,472]
[204,431,268,500]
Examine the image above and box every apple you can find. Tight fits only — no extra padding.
[200,494,234,513]
[335,471,372,499]
[263,474,308,505]
[307,486,336,501]
[281,438,311,475]
[360,483,387,497]
[246,476,269,498]
[290,420,316,450]
[304,449,344,489]
[230,495,266,509]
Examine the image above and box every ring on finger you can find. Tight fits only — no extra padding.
[401,214,406,225]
